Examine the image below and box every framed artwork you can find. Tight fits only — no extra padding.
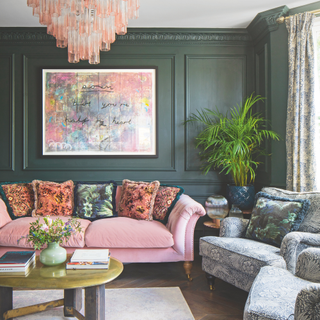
[42,68,157,156]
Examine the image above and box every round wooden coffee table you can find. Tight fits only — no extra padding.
[0,255,123,320]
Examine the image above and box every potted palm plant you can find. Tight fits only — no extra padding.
[185,94,280,210]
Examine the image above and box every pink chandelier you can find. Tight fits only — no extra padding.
[27,0,140,64]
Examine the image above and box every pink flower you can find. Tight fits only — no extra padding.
[41,225,49,232]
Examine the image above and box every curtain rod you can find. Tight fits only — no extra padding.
[277,9,320,24]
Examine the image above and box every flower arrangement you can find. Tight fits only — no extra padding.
[19,216,83,250]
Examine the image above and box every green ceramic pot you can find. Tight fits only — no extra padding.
[40,242,67,266]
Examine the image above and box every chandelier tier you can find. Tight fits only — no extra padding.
[27,0,140,64]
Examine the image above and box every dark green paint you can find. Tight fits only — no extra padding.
[0,2,318,235]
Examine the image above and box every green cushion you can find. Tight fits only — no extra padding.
[245,192,310,247]
[74,181,117,220]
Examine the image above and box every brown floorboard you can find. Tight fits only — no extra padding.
[105,247,248,320]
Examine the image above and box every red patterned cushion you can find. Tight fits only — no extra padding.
[153,185,184,223]
[118,180,160,220]
[0,182,34,218]
[32,180,74,217]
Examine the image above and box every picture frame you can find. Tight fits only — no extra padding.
[42,68,157,157]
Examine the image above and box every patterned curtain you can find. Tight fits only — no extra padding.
[286,13,316,192]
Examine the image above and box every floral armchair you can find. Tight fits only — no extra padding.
[199,187,320,292]
[244,248,320,320]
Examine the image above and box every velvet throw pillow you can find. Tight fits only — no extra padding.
[245,192,310,247]
[74,181,117,220]
[32,180,74,217]
[0,182,34,219]
[118,179,160,220]
[153,185,185,224]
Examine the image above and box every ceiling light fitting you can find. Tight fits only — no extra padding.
[27,0,140,64]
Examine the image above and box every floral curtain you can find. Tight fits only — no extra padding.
[286,13,316,192]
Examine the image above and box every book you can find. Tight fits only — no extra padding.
[0,260,35,276]
[66,259,110,270]
[70,249,110,263]
[0,251,36,268]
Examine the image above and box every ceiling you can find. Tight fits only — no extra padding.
[0,0,315,29]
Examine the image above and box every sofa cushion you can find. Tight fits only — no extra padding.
[0,182,34,219]
[118,180,160,220]
[74,181,117,220]
[32,180,74,217]
[153,185,184,224]
[0,217,90,248]
[262,187,320,233]
[0,198,12,228]
[245,192,310,247]
[85,217,174,248]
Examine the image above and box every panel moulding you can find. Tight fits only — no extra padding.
[0,54,15,171]
[185,54,247,172]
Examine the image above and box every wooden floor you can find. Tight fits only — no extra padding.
[105,248,248,320]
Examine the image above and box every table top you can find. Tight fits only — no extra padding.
[0,255,123,290]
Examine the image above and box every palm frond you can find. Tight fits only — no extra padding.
[185,94,280,186]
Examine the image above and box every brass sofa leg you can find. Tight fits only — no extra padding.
[183,261,193,281]
[206,273,215,291]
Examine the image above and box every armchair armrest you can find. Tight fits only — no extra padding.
[220,217,249,238]
[295,284,320,318]
[280,231,320,273]
[166,194,206,260]
[295,248,320,282]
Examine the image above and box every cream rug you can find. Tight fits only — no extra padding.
[12,287,195,320]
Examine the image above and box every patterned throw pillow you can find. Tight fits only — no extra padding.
[245,192,310,247]
[153,185,185,224]
[32,180,74,217]
[74,181,117,220]
[118,179,160,220]
[0,182,34,219]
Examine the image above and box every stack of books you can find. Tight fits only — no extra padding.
[66,249,110,270]
[0,251,36,276]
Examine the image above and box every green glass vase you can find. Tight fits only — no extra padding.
[40,242,67,266]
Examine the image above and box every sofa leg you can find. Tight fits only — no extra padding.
[206,273,215,291]
[183,261,193,281]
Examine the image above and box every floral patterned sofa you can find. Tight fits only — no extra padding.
[0,179,206,279]
[199,187,320,318]
[244,248,320,320]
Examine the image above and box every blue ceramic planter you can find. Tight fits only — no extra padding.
[226,185,255,211]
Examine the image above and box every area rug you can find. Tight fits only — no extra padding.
[12,287,195,320]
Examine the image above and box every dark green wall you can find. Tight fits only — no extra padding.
[0,28,254,205]
[0,2,319,237]
[250,1,320,190]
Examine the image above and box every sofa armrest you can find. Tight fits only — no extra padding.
[295,284,320,318]
[295,248,320,282]
[280,231,320,273]
[166,194,206,260]
[219,217,249,238]
[0,198,12,228]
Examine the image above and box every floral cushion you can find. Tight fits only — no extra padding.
[118,179,160,220]
[74,181,117,220]
[153,185,184,223]
[0,182,34,219]
[32,180,74,217]
[245,192,310,247]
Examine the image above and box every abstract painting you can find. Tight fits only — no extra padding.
[42,69,156,156]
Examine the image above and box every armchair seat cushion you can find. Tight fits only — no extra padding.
[244,266,312,320]
[200,236,286,291]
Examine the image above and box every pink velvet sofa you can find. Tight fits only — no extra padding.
[0,190,205,279]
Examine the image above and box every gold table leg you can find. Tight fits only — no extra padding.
[3,299,64,320]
